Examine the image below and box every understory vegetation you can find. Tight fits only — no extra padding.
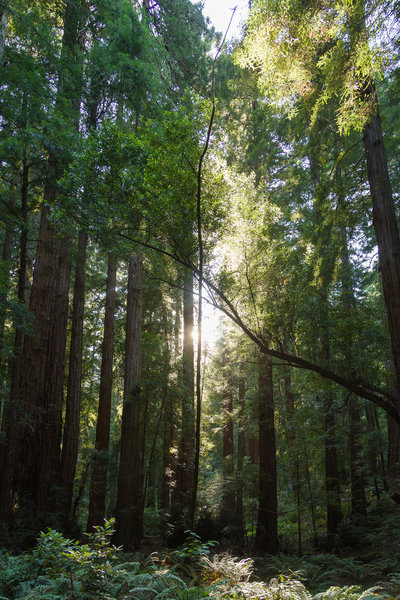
[1,517,400,600]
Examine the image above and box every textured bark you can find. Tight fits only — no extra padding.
[12,0,85,525]
[363,94,400,401]
[87,254,117,531]
[255,352,278,554]
[60,231,88,522]
[0,160,28,524]
[114,255,143,549]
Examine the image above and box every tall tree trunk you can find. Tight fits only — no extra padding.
[339,226,367,519]
[86,253,117,532]
[12,0,85,525]
[248,436,259,465]
[255,352,278,554]
[324,391,342,541]
[60,231,88,524]
[0,158,28,525]
[283,363,301,554]
[175,268,195,511]
[114,255,143,549]
[365,404,387,493]
[0,217,13,368]
[220,351,238,540]
[161,393,173,511]
[161,298,180,511]
[363,88,400,401]
[387,411,400,470]
[236,360,246,539]
[348,397,367,518]
[303,436,318,546]
[319,289,342,541]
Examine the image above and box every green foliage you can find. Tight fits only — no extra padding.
[237,0,395,133]
[171,531,218,562]
[0,528,399,600]
[0,520,197,599]
[200,553,312,600]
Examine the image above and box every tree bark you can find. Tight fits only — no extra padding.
[283,363,301,554]
[255,352,278,554]
[363,100,400,401]
[60,231,88,524]
[0,158,28,525]
[12,0,85,525]
[236,360,246,538]
[220,350,238,540]
[114,254,143,549]
[86,253,117,531]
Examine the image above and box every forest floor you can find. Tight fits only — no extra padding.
[0,501,400,599]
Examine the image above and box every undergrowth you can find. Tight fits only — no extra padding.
[0,523,398,600]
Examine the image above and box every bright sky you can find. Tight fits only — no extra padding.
[198,0,249,40]
[189,1,250,348]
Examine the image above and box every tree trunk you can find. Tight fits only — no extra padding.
[161,298,180,510]
[0,159,28,525]
[348,397,367,518]
[220,351,238,541]
[319,284,342,540]
[324,393,342,541]
[161,392,173,511]
[363,101,400,400]
[60,231,88,524]
[114,255,143,549]
[339,226,367,519]
[283,363,301,553]
[175,268,195,511]
[255,352,278,554]
[388,411,400,469]
[236,360,246,538]
[364,404,387,492]
[86,253,117,531]
[12,0,85,526]
[0,219,13,368]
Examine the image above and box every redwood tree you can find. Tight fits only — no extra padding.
[114,254,143,549]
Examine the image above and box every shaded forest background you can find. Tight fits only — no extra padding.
[1,0,400,576]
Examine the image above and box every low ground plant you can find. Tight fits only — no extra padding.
[0,525,398,600]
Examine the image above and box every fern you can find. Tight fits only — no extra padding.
[313,585,387,600]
